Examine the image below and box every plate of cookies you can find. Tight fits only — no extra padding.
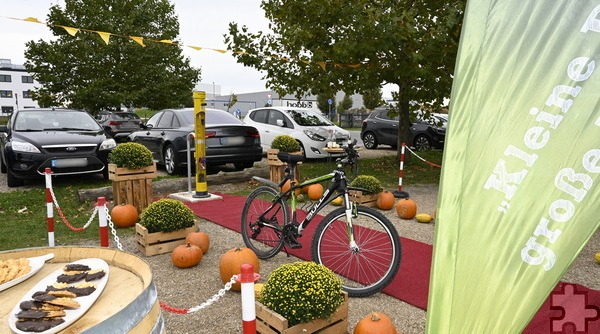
[0,253,55,292]
[8,258,109,333]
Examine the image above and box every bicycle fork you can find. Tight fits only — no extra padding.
[343,193,360,252]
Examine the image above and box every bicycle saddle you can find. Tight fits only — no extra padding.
[277,152,305,164]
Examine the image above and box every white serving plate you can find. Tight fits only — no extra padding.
[0,253,55,292]
[9,258,109,334]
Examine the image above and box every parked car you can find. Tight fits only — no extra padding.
[95,111,144,142]
[243,107,351,159]
[0,108,117,187]
[360,108,447,151]
[127,108,263,175]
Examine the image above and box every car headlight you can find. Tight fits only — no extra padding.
[303,130,327,141]
[11,140,41,153]
[100,138,117,150]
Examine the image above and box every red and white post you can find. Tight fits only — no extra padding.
[44,168,55,247]
[393,143,409,198]
[97,197,109,247]
[238,264,260,334]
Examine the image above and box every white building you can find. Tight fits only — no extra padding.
[0,59,40,115]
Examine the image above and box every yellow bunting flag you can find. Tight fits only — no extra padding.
[188,45,202,51]
[316,61,326,71]
[23,17,43,24]
[130,36,145,47]
[211,48,227,54]
[159,39,175,44]
[96,31,111,45]
[59,26,79,36]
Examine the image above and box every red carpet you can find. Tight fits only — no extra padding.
[186,193,600,333]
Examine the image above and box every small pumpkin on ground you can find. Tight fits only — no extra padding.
[415,213,433,223]
[281,179,301,196]
[331,196,343,206]
[111,204,139,228]
[396,198,417,219]
[307,183,324,200]
[354,312,400,334]
[171,243,203,268]
[595,252,600,264]
[376,191,395,210]
[186,232,210,254]
[219,247,260,291]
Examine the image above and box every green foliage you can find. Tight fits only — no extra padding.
[24,0,200,113]
[362,88,383,110]
[271,135,301,152]
[260,261,343,326]
[108,142,154,169]
[139,199,196,233]
[336,93,353,113]
[350,175,383,194]
[316,93,335,114]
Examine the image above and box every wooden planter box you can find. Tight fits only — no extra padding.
[267,149,301,184]
[135,223,197,256]
[109,163,157,214]
[256,292,348,334]
[348,190,379,208]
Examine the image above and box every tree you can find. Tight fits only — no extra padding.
[363,88,383,110]
[24,0,200,113]
[225,0,464,152]
[316,93,335,115]
[226,93,238,112]
[337,94,353,113]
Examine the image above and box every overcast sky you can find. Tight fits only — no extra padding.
[1,1,395,97]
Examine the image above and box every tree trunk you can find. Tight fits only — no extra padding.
[397,100,412,164]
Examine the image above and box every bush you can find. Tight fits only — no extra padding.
[271,135,301,153]
[108,142,153,169]
[139,199,196,233]
[260,261,343,326]
[350,175,383,194]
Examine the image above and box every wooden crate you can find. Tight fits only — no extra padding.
[135,223,198,256]
[109,164,157,214]
[256,292,348,334]
[348,190,379,208]
[267,149,301,184]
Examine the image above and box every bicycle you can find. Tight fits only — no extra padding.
[241,140,402,297]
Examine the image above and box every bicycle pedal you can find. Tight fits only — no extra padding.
[283,237,302,249]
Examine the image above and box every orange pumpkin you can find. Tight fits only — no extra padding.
[377,191,395,210]
[307,183,324,200]
[219,247,260,291]
[186,232,210,254]
[110,204,138,228]
[395,198,417,219]
[171,243,203,268]
[354,312,399,334]
[281,179,301,196]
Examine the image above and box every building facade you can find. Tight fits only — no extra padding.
[0,59,40,116]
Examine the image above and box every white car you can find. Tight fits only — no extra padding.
[243,107,351,159]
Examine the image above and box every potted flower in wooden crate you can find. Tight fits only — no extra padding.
[108,142,156,213]
[136,198,198,256]
[349,175,383,207]
[256,261,348,333]
[268,135,302,183]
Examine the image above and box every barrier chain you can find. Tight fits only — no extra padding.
[103,206,124,251]
[405,145,443,168]
[159,275,236,314]
[48,186,98,232]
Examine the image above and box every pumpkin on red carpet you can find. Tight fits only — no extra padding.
[110,204,138,228]
[186,232,210,254]
[395,198,417,219]
[219,247,260,291]
[171,243,203,268]
[307,183,324,200]
[354,312,399,334]
[376,191,395,210]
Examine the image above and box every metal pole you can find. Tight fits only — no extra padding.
[193,92,210,198]
[44,168,55,247]
[98,197,109,247]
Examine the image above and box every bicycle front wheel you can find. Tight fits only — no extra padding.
[312,206,402,297]
[241,186,288,259]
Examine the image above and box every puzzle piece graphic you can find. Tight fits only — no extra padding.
[550,283,600,333]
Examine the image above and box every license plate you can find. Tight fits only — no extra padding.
[51,158,88,168]
[220,136,245,146]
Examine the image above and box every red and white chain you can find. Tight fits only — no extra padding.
[49,187,97,232]
[102,206,124,251]
[405,146,443,168]
[160,275,236,314]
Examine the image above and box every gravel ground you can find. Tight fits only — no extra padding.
[3,147,599,333]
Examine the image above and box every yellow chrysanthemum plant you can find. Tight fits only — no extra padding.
[108,142,154,169]
[260,261,344,326]
[138,199,196,233]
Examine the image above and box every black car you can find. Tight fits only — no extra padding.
[95,111,144,142]
[0,108,117,187]
[127,108,263,175]
[360,108,447,151]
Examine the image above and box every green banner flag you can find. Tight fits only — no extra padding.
[426,1,600,333]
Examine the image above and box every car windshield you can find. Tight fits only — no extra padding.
[111,113,141,121]
[287,109,332,126]
[181,109,244,126]
[14,111,101,131]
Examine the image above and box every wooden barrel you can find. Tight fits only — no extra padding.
[0,246,164,333]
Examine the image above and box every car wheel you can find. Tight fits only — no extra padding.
[164,144,180,176]
[362,132,378,149]
[413,135,432,151]
[234,162,253,171]
[297,141,306,159]
[7,169,24,187]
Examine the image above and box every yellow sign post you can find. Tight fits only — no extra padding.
[193,91,210,198]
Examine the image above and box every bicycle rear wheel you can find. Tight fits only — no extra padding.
[312,206,402,297]
[241,186,288,259]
